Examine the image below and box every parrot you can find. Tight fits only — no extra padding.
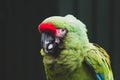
[38,15,114,80]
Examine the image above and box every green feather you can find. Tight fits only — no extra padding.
[40,15,114,80]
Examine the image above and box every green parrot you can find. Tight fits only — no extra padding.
[38,15,114,80]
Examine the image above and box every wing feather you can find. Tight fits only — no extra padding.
[85,43,114,80]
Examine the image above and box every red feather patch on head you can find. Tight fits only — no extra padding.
[38,22,57,35]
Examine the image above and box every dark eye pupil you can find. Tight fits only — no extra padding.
[61,29,65,32]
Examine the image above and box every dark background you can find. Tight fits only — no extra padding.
[0,0,120,80]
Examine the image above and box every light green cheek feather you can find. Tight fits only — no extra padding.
[40,15,114,80]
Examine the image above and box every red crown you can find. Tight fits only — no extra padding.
[38,22,57,35]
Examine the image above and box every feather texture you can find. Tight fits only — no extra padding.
[39,15,114,80]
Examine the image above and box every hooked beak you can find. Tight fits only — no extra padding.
[41,33,60,55]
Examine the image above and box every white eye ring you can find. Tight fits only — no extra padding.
[56,28,67,37]
[60,29,66,34]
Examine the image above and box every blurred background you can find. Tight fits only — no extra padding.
[0,0,120,80]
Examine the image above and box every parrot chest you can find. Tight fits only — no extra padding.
[43,56,96,80]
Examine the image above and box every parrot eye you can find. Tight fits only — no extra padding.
[60,29,66,34]
[56,28,67,38]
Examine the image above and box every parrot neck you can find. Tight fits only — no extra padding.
[63,32,90,52]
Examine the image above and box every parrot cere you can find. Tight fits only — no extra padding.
[38,15,114,80]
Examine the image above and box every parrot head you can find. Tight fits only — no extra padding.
[38,22,67,56]
[38,15,89,57]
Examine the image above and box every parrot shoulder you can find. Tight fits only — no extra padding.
[92,43,110,64]
[84,43,113,80]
